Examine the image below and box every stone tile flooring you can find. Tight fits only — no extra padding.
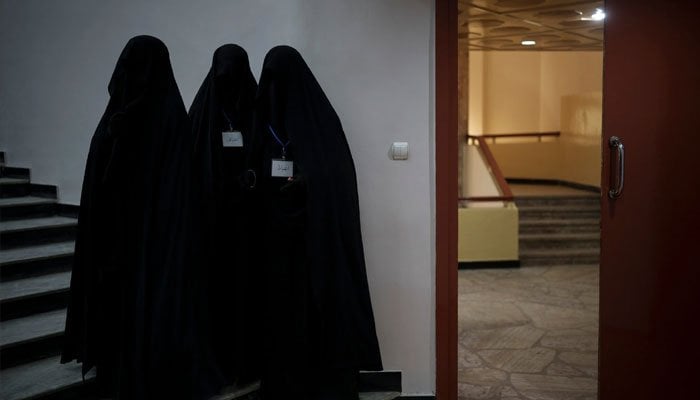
[458,265,599,400]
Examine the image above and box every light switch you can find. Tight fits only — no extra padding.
[390,142,409,160]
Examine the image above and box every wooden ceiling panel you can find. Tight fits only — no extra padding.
[459,0,604,51]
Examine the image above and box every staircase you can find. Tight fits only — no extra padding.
[516,191,601,266]
[0,152,91,400]
[0,151,401,400]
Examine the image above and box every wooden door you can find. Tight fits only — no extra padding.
[600,1,700,398]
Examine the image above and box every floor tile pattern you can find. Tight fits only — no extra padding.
[458,265,599,400]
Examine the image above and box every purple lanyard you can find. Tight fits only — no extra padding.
[268,124,290,160]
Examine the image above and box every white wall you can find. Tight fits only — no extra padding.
[0,0,436,395]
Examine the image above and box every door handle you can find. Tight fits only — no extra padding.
[608,136,625,199]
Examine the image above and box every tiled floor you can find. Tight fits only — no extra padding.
[458,265,599,400]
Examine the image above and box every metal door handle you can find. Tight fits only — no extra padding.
[608,136,625,199]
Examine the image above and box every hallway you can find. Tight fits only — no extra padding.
[458,265,598,400]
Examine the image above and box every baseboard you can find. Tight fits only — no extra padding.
[398,396,435,399]
[359,370,401,392]
[506,178,600,194]
[458,260,520,270]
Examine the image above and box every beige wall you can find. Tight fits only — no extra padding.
[462,145,501,198]
[468,51,603,135]
[490,141,562,180]
[458,206,519,262]
[539,52,603,134]
[489,92,603,187]
[467,51,603,187]
[560,92,603,187]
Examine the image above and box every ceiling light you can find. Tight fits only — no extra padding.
[582,8,606,21]
[591,8,606,20]
[521,40,536,46]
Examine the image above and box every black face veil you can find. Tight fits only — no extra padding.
[251,45,383,397]
[62,35,216,399]
[187,44,261,386]
[189,44,258,192]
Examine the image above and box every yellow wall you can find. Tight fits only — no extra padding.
[489,141,562,181]
[460,52,602,263]
[560,92,603,187]
[461,145,501,198]
[469,51,603,135]
[458,206,519,262]
[488,92,603,187]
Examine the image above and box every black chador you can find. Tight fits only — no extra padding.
[188,44,261,386]
[61,36,220,399]
[250,46,383,399]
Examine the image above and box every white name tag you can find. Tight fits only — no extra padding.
[222,131,244,147]
[271,159,293,177]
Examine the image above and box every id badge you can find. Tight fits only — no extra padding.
[271,159,293,178]
[222,131,244,147]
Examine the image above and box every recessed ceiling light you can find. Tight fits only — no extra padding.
[521,40,536,46]
[582,8,606,21]
[591,8,606,20]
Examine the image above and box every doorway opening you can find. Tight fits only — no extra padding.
[455,1,604,398]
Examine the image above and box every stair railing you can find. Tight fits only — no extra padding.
[478,131,561,144]
[459,132,563,203]
[460,135,514,202]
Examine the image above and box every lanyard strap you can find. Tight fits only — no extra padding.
[268,124,290,159]
[222,110,235,131]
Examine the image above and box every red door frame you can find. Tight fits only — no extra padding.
[435,0,458,399]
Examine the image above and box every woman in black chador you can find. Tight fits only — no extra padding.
[250,45,383,399]
[188,44,261,386]
[62,35,221,399]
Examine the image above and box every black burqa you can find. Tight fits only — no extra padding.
[188,44,261,385]
[250,46,383,399]
[62,35,220,399]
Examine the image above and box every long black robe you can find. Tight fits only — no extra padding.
[62,35,219,399]
[250,45,383,400]
[188,44,261,386]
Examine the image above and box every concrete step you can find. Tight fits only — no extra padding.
[0,217,78,250]
[0,253,73,283]
[211,374,400,400]
[0,356,95,400]
[0,271,71,321]
[0,197,58,221]
[518,205,600,220]
[514,195,600,208]
[0,309,66,369]
[519,218,599,234]
[0,183,58,199]
[520,247,600,267]
[0,177,30,185]
[0,166,30,180]
[0,241,75,267]
[360,393,400,400]
[0,359,397,400]
[519,232,600,250]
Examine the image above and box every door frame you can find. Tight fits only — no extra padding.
[435,0,458,399]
